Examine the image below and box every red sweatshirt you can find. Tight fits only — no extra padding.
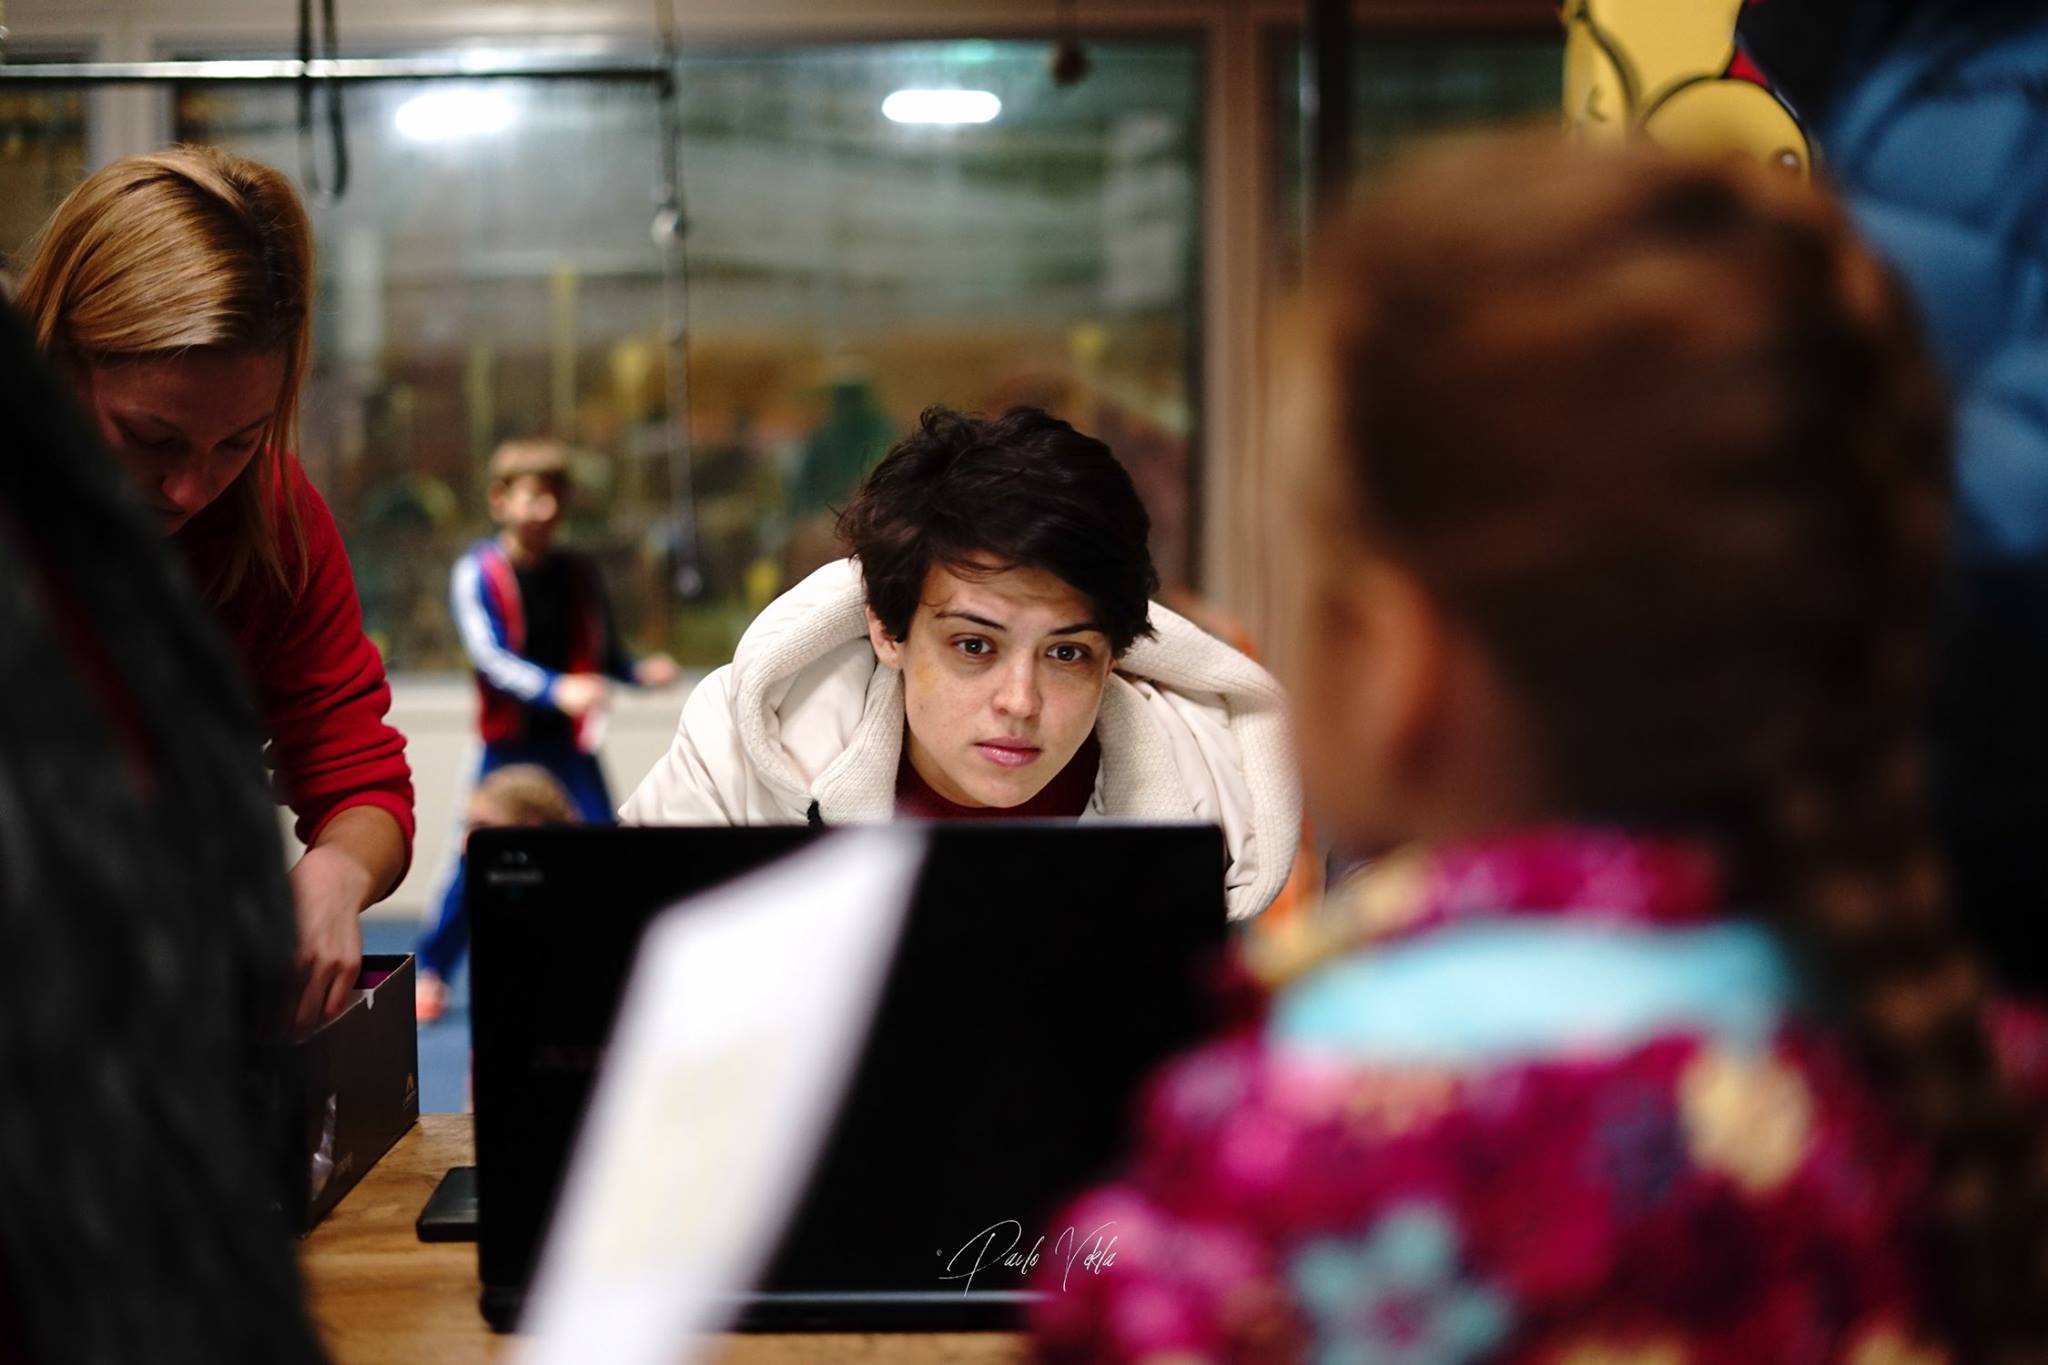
[175,457,416,870]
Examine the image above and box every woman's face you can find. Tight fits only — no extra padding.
[75,348,284,536]
[868,559,1114,809]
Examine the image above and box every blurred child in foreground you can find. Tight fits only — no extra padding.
[1033,132,2048,1362]
[0,297,321,1360]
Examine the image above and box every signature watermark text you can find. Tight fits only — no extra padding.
[937,1219,1119,1294]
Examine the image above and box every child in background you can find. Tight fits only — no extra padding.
[416,440,678,1021]
[1033,133,2048,1361]
[417,766,579,1025]
[466,763,579,833]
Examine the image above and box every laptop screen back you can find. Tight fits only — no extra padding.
[469,823,1227,1330]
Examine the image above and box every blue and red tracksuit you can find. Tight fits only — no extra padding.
[417,537,642,981]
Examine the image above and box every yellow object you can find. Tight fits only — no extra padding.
[1067,320,1109,367]
[1677,1046,1816,1194]
[609,337,658,423]
[744,556,782,615]
[1560,0,1810,175]
[1244,845,1431,987]
[1550,1341,1689,1365]
[1848,1324,1952,1365]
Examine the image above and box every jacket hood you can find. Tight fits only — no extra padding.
[723,559,1302,919]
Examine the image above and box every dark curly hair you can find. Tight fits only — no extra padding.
[837,405,1159,655]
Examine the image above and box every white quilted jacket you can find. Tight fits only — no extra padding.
[619,559,1301,920]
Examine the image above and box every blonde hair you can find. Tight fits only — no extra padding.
[471,765,579,827]
[14,145,312,600]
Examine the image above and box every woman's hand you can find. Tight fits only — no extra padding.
[289,845,370,1034]
[289,805,406,1035]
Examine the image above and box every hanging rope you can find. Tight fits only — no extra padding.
[295,0,348,199]
[1051,0,1090,87]
[653,0,704,599]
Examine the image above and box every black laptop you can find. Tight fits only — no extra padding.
[468,823,1228,1333]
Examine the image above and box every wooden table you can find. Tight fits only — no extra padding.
[299,1114,1028,1364]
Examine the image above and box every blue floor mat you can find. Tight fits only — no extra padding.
[363,918,471,1114]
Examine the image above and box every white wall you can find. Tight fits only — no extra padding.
[289,673,693,921]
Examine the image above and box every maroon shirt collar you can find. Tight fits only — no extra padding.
[894,731,1101,820]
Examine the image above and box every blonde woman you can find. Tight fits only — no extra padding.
[16,146,413,1033]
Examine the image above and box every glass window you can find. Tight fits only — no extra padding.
[1276,32,1563,254]
[0,55,91,265]
[172,39,1203,671]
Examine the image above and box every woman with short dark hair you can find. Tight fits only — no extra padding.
[621,405,1301,921]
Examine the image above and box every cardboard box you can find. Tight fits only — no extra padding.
[253,953,421,1236]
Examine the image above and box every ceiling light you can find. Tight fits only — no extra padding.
[881,89,1001,125]
[394,88,516,143]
